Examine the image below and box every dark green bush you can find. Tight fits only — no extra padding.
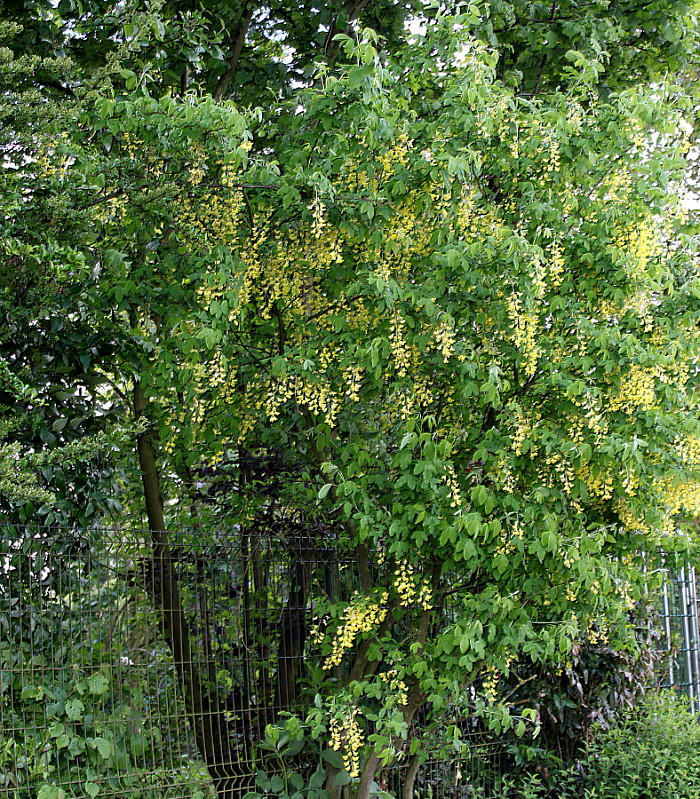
[506,691,700,799]
[582,691,700,799]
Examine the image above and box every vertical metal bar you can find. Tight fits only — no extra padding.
[678,569,694,705]
[661,573,675,688]
[685,567,700,714]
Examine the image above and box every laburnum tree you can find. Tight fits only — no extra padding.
[3,0,700,797]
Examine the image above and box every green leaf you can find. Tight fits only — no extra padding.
[348,65,373,88]
[37,786,65,799]
[309,767,326,788]
[288,772,305,790]
[68,736,86,756]
[91,737,113,760]
[333,771,352,787]
[256,772,272,792]
[322,748,344,769]
[65,698,85,721]
[271,356,288,376]
[20,684,44,701]
[119,69,138,89]
[87,674,109,696]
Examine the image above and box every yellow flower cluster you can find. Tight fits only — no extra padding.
[562,547,579,568]
[678,435,700,468]
[264,374,340,428]
[657,476,700,517]
[264,376,295,423]
[530,251,547,299]
[161,359,213,454]
[235,224,267,310]
[540,452,575,497]
[393,388,416,421]
[374,259,393,284]
[506,294,539,377]
[577,465,614,500]
[329,712,363,779]
[230,211,343,324]
[631,291,655,332]
[340,152,375,193]
[585,618,609,646]
[432,318,456,362]
[458,199,500,240]
[617,579,635,612]
[393,561,432,609]
[512,519,524,544]
[413,373,438,410]
[510,405,539,457]
[342,364,363,403]
[387,203,433,265]
[494,532,511,558]
[378,132,411,176]
[309,615,327,645]
[389,315,411,378]
[476,96,509,139]
[658,355,689,395]
[547,240,565,289]
[609,365,657,414]
[621,467,639,498]
[442,462,462,509]
[378,669,409,707]
[318,344,340,372]
[481,666,499,704]
[492,455,516,493]
[178,189,244,247]
[494,519,525,558]
[185,141,208,184]
[456,188,476,231]
[599,290,655,332]
[310,196,327,239]
[615,499,650,534]
[543,135,561,174]
[323,592,389,670]
[615,220,660,276]
[603,169,632,204]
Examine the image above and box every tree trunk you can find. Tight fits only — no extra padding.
[133,378,244,797]
[273,558,309,711]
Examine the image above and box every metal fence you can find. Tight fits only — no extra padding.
[1,524,698,799]
[658,565,700,714]
[0,526,509,799]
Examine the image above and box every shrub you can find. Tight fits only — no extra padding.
[502,691,700,799]
[582,691,700,799]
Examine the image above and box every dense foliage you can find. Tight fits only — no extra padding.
[503,691,700,798]
[2,0,700,797]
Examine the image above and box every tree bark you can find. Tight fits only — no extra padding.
[133,378,241,797]
[323,0,372,61]
[402,754,421,799]
[212,6,254,101]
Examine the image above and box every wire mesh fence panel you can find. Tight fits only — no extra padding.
[383,740,509,799]
[0,524,518,799]
[0,526,218,798]
[658,566,700,714]
[0,524,379,799]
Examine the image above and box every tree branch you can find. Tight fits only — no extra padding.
[323,0,372,61]
[212,5,255,101]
